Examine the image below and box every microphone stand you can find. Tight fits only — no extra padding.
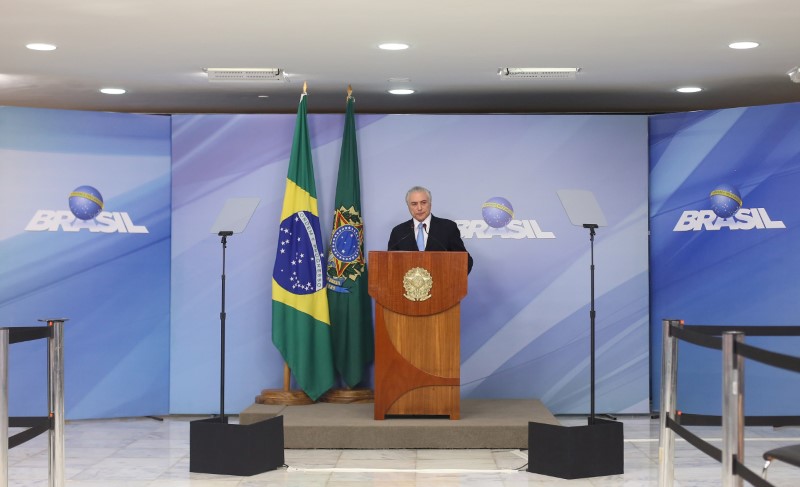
[218,230,233,423]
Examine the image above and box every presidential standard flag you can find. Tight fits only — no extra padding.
[272,92,334,401]
[326,92,374,387]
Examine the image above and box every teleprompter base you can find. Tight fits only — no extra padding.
[527,417,623,479]
[189,415,284,476]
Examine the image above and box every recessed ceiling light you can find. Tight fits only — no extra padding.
[729,41,759,50]
[388,89,415,95]
[258,95,269,98]
[787,67,800,83]
[676,87,703,93]
[379,43,409,51]
[26,43,57,51]
[100,88,126,95]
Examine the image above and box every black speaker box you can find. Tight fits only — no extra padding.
[528,418,623,479]
[190,415,284,476]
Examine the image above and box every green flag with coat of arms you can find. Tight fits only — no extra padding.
[326,92,374,387]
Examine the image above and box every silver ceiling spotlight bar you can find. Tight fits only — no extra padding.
[497,67,581,79]
[204,68,286,81]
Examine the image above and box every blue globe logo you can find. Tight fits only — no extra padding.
[481,197,514,228]
[709,184,742,219]
[68,185,104,220]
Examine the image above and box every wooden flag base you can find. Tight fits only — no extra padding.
[318,388,374,404]
[256,388,314,406]
[255,362,314,405]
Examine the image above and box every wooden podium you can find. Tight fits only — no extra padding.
[368,251,468,420]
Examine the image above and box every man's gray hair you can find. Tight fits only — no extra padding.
[405,186,432,204]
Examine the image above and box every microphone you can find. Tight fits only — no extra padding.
[422,223,448,251]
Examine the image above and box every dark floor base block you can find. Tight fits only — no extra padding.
[528,418,624,479]
[190,415,284,476]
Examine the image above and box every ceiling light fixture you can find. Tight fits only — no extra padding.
[728,41,759,50]
[379,43,409,51]
[676,87,703,93]
[497,67,581,79]
[100,88,126,95]
[788,67,800,83]
[26,43,57,51]
[204,68,284,81]
[389,89,415,95]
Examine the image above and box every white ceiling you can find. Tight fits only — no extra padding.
[2,0,799,115]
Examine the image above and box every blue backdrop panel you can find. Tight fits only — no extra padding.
[649,103,800,415]
[171,113,649,414]
[0,107,171,419]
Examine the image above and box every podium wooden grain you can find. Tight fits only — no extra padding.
[368,251,468,420]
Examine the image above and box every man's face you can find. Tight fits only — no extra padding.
[407,191,431,222]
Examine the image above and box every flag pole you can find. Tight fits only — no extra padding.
[317,83,375,405]
[284,82,304,399]
[258,82,328,406]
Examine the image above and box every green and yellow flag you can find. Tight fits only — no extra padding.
[326,91,374,387]
[272,92,334,401]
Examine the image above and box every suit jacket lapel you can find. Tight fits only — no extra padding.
[425,215,438,250]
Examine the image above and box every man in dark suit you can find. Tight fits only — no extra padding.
[387,186,473,274]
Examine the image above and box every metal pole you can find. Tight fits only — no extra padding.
[1,329,9,487]
[219,232,230,421]
[589,226,595,423]
[582,224,598,423]
[721,331,744,487]
[658,319,679,487]
[47,320,66,487]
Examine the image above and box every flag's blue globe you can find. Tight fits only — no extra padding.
[68,185,104,220]
[331,224,361,263]
[274,211,326,295]
[709,184,742,219]
[482,197,514,228]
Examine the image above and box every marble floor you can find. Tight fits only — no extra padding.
[6,415,800,486]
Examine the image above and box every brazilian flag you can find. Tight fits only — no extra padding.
[326,93,374,387]
[272,93,334,401]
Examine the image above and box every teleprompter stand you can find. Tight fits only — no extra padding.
[190,197,285,476]
[526,190,622,479]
